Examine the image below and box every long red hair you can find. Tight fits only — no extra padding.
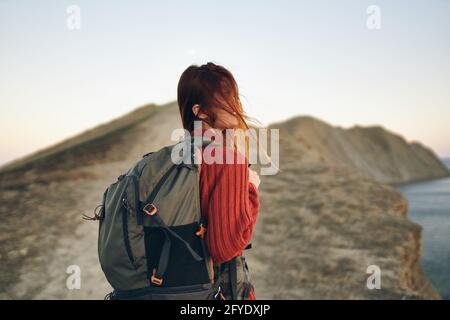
[177,62,256,158]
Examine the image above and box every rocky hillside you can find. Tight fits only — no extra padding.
[0,102,443,299]
[252,125,441,299]
[274,116,449,184]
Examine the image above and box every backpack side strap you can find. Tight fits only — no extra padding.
[229,257,238,300]
[197,217,214,285]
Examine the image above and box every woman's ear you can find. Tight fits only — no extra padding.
[192,104,200,116]
[192,104,208,120]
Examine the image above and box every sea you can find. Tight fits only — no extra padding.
[398,158,450,299]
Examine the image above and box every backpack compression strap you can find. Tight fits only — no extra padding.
[152,228,171,285]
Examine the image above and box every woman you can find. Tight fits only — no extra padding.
[177,62,261,300]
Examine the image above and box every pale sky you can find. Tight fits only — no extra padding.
[1,0,449,166]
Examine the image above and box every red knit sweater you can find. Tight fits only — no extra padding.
[196,129,259,299]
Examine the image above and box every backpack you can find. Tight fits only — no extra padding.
[88,135,222,299]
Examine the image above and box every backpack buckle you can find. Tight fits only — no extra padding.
[151,268,163,285]
[143,203,158,216]
[195,223,206,238]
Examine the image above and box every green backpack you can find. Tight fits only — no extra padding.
[89,135,222,299]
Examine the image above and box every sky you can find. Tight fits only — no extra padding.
[1,0,449,166]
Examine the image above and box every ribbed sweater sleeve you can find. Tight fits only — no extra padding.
[199,145,260,264]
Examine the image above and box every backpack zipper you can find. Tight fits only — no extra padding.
[128,174,142,225]
[121,193,136,266]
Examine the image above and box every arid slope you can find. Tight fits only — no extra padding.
[0,102,442,299]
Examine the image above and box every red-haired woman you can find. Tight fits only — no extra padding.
[177,62,260,300]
